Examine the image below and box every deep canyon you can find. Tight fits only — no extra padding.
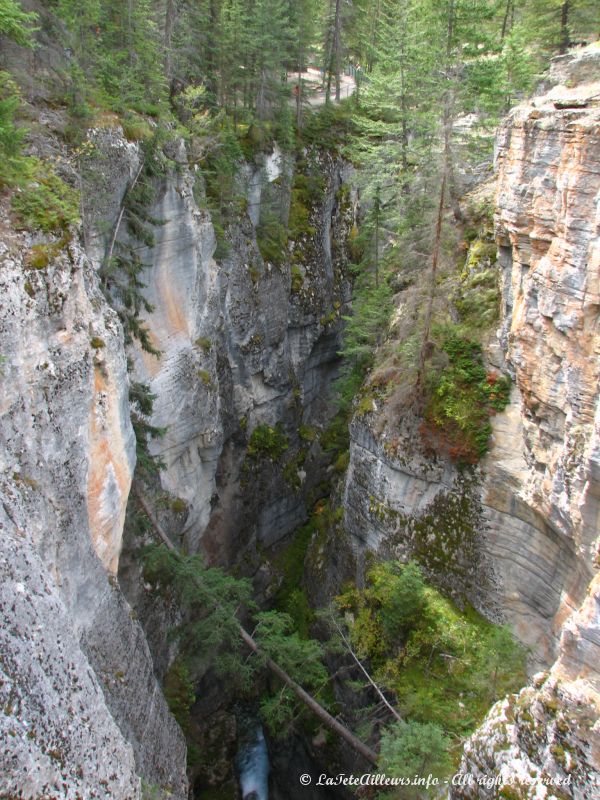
[0,6,599,800]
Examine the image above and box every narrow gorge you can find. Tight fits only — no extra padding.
[0,2,599,799]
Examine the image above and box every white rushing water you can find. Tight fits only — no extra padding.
[237,726,270,800]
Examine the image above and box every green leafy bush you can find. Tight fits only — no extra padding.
[247,423,289,461]
[423,332,510,462]
[254,610,329,732]
[129,382,166,480]
[335,561,528,740]
[0,0,37,46]
[378,720,452,787]
[0,71,27,187]
[11,158,80,232]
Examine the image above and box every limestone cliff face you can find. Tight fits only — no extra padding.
[451,48,600,797]
[343,46,600,658]
[0,108,352,794]
[116,138,353,567]
[0,208,187,797]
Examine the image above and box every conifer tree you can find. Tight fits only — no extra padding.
[0,0,37,46]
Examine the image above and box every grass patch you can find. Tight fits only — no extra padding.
[25,236,71,270]
[121,112,154,142]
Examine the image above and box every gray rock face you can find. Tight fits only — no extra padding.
[0,215,187,797]
[0,507,139,800]
[451,678,599,800]
[452,48,600,792]
[118,141,353,562]
[340,47,600,794]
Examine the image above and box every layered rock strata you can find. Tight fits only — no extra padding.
[0,218,187,797]
[452,47,600,796]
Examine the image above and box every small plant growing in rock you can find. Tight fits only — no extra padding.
[170,497,187,514]
[247,423,288,461]
[11,158,80,232]
[298,424,316,442]
[422,331,511,462]
[194,337,211,352]
[291,264,304,293]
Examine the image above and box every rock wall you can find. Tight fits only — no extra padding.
[0,214,187,797]
[118,140,353,565]
[343,47,600,660]
[451,47,600,796]
[338,45,600,796]
[0,108,353,796]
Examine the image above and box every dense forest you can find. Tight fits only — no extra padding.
[1,0,599,797]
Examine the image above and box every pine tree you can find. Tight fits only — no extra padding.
[378,720,452,789]
[0,0,37,46]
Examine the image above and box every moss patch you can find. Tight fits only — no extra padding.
[336,561,528,742]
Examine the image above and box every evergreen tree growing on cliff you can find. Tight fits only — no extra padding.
[0,0,37,45]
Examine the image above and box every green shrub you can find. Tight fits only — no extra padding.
[423,331,511,462]
[332,450,350,473]
[298,424,316,442]
[256,213,288,266]
[11,158,80,232]
[170,497,188,514]
[25,236,72,270]
[288,169,323,240]
[197,368,212,387]
[0,70,27,187]
[378,720,452,785]
[247,423,288,461]
[121,113,154,142]
[290,263,304,293]
[163,659,196,734]
[336,561,528,740]
[195,337,212,352]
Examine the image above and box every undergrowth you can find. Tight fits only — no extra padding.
[422,331,510,463]
[335,561,528,744]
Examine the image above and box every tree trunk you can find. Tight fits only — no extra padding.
[500,0,513,42]
[238,627,378,764]
[164,0,175,81]
[414,170,446,407]
[334,0,342,101]
[374,185,380,288]
[330,615,402,723]
[296,43,304,129]
[367,0,381,73]
[104,161,145,272]
[559,0,570,54]
[134,486,378,767]
[399,30,409,174]
[324,1,335,104]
